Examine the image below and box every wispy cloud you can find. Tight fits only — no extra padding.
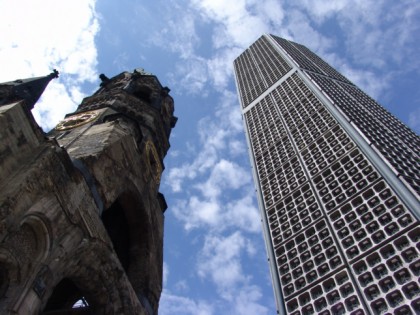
[196,232,269,314]
[172,187,260,233]
[230,284,270,315]
[163,262,169,287]
[150,11,199,59]
[165,90,244,192]
[195,159,250,199]
[169,56,209,96]
[159,292,214,315]
[409,108,420,133]
[0,0,99,130]
[197,232,251,296]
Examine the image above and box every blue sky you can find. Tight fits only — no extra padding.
[1,1,419,314]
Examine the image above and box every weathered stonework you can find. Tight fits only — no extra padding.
[0,69,177,314]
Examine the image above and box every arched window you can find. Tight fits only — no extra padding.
[101,199,131,272]
[0,265,9,299]
[43,279,92,314]
[133,85,152,102]
[101,191,151,299]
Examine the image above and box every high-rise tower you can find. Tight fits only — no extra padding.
[234,35,419,315]
[0,69,177,314]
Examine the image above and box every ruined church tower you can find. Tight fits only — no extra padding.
[0,69,177,314]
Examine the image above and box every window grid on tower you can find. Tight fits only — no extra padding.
[251,36,293,88]
[234,49,265,107]
[336,81,420,156]
[235,35,420,315]
[235,36,292,108]
[245,96,297,181]
[292,41,353,85]
[265,72,419,315]
[309,72,420,196]
[271,35,353,85]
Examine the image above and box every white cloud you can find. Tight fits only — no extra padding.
[207,47,243,91]
[165,88,260,234]
[231,285,269,315]
[31,80,81,131]
[191,0,270,48]
[284,9,334,55]
[187,1,285,91]
[178,196,221,229]
[150,12,199,59]
[292,0,348,23]
[174,280,189,292]
[197,232,249,296]
[168,156,259,233]
[169,56,209,96]
[409,108,420,133]
[172,191,260,233]
[165,92,244,192]
[224,195,261,233]
[163,262,169,287]
[159,292,213,315]
[195,232,269,314]
[0,0,99,130]
[228,139,246,157]
[257,0,285,25]
[165,144,218,192]
[191,0,248,25]
[196,159,250,198]
[182,0,420,105]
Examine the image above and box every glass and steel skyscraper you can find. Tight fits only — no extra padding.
[234,34,420,315]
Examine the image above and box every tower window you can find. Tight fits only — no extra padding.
[0,266,9,298]
[133,86,152,102]
[101,200,130,272]
[43,279,92,314]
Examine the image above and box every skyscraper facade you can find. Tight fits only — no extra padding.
[234,35,419,315]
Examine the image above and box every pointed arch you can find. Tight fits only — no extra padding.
[42,278,92,314]
[0,251,18,299]
[101,189,154,300]
[20,214,52,263]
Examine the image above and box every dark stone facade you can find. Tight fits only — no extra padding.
[0,69,177,314]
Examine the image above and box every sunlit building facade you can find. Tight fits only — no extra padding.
[234,35,420,315]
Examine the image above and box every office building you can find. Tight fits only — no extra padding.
[234,35,419,315]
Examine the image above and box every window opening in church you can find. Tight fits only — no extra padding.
[43,278,91,314]
[133,85,152,102]
[101,200,131,272]
[0,267,8,298]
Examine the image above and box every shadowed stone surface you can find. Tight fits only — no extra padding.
[0,70,176,314]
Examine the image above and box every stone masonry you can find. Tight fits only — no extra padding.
[0,69,177,314]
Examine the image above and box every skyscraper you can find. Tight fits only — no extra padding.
[234,35,419,315]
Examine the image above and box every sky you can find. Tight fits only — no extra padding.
[1,1,419,314]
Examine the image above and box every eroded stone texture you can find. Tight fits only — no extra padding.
[0,70,176,314]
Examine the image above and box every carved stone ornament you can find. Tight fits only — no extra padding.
[146,141,162,184]
[55,110,99,130]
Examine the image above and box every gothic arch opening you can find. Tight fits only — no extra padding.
[43,279,92,314]
[101,199,131,272]
[20,214,51,262]
[0,265,9,298]
[0,251,19,302]
[101,191,151,296]
[132,84,152,102]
